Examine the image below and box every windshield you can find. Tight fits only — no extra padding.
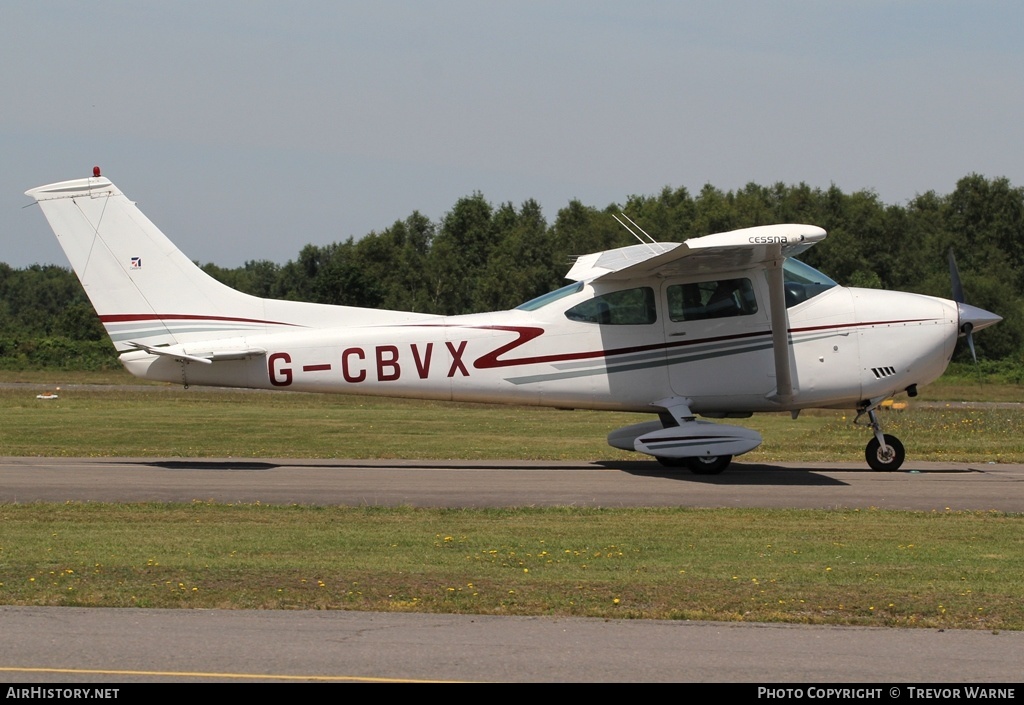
[783,258,837,307]
[516,281,584,311]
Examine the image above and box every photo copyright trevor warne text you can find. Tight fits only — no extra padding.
[758,688,1016,701]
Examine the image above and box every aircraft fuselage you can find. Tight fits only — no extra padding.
[121,271,959,416]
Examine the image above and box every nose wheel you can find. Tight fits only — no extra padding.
[858,406,906,471]
[865,433,905,471]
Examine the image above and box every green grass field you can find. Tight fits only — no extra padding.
[1,370,1021,629]
[2,374,1022,463]
[2,503,1021,630]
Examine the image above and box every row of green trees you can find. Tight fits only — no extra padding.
[2,174,1022,369]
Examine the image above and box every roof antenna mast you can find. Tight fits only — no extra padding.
[612,213,660,254]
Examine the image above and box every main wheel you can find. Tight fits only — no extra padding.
[685,455,732,475]
[865,434,905,471]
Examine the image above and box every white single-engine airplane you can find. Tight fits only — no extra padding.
[26,169,1001,473]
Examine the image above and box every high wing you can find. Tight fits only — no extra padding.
[566,224,827,282]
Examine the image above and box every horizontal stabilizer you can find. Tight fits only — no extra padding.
[126,341,267,365]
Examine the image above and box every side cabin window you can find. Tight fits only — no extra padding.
[667,278,758,322]
[565,286,656,325]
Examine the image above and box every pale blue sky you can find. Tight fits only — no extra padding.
[3,1,1022,268]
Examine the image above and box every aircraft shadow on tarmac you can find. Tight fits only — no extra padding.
[600,460,979,484]
[116,458,941,487]
[600,461,850,485]
[139,460,281,471]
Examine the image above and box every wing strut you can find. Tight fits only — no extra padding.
[765,246,795,405]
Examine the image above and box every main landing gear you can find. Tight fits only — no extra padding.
[857,405,906,471]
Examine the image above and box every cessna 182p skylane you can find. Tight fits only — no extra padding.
[26,170,1001,473]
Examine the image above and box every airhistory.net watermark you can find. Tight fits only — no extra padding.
[6,689,118,700]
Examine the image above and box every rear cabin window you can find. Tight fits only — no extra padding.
[667,278,758,321]
[565,287,656,325]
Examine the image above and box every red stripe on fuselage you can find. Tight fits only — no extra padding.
[99,313,301,326]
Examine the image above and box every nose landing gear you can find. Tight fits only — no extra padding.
[857,405,906,471]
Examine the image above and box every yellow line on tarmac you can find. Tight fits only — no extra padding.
[0,666,462,683]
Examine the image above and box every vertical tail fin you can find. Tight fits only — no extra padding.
[25,174,272,351]
[26,172,438,353]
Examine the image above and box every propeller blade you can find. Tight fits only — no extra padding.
[949,250,1000,365]
[949,248,965,303]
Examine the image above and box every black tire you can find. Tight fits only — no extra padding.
[685,455,732,475]
[865,434,905,471]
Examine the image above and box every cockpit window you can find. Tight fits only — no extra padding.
[565,287,656,325]
[783,259,837,307]
[516,281,584,311]
[667,278,758,321]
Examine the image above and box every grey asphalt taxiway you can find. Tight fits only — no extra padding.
[3,456,1024,511]
[2,456,1022,683]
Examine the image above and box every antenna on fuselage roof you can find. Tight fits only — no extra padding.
[612,213,660,254]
